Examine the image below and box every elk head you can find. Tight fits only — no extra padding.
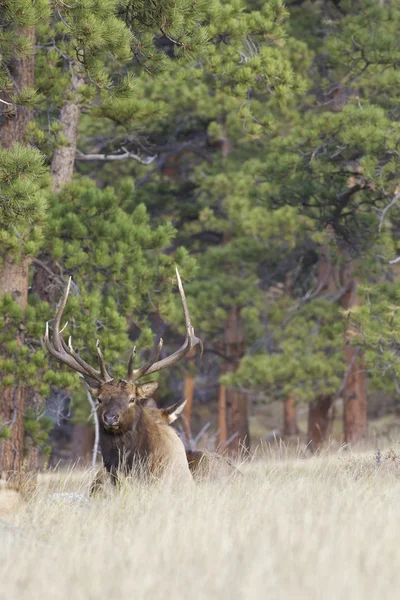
[43,269,202,434]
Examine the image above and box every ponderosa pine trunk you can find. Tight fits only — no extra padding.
[181,348,196,449]
[51,71,84,193]
[307,395,333,451]
[306,251,334,450]
[307,248,367,447]
[0,27,35,476]
[283,394,299,437]
[341,278,367,445]
[219,307,250,456]
[71,424,95,467]
[218,385,228,449]
[216,133,250,457]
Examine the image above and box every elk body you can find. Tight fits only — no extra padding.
[44,269,202,488]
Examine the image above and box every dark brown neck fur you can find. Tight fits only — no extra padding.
[99,405,168,478]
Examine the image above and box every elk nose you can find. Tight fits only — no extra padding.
[104,413,119,426]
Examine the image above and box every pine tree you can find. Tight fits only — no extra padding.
[1,0,231,473]
[227,0,400,446]
[0,1,49,474]
[91,0,307,455]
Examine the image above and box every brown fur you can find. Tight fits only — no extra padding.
[186,450,242,481]
[89,380,191,493]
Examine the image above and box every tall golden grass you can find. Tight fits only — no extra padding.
[2,448,400,599]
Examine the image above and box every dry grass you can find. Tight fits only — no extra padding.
[2,448,400,599]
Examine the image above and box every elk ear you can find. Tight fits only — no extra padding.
[164,398,187,424]
[135,381,159,400]
[81,376,102,398]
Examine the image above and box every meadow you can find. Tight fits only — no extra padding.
[2,448,400,600]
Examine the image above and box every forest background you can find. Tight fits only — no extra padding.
[2,0,400,473]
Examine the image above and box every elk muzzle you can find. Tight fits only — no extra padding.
[102,412,120,429]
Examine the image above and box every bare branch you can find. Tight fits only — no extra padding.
[193,421,211,446]
[86,390,100,470]
[76,148,157,165]
[379,191,400,232]
[160,27,183,47]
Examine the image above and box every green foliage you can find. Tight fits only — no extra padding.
[113,0,400,405]
[0,144,47,228]
[0,291,72,397]
[225,299,344,402]
[24,408,53,454]
[5,0,400,454]
[347,281,400,392]
[43,178,194,418]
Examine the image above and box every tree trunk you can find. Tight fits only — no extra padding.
[71,424,95,467]
[216,131,250,457]
[181,352,195,449]
[307,246,367,446]
[0,27,35,477]
[217,385,228,449]
[341,279,367,445]
[283,394,299,437]
[32,71,84,298]
[219,307,250,456]
[307,395,333,451]
[0,28,35,147]
[50,72,84,192]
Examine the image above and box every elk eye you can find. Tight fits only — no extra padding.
[129,397,135,404]
[97,398,102,404]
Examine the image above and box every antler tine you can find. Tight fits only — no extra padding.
[175,267,204,359]
[127,338,164,382]
[96,340,112,382]
[44,323,102,383]
[52,277,72,353]
[66,336,105,383]
[58,335,102,383]
[135,268,203,379]
[127,346,137,381]
[43,278,106,385]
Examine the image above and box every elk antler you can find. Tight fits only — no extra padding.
[43,278,112,384]
[126,268,203,382]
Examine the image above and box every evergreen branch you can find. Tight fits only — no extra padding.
[76,148,157,165]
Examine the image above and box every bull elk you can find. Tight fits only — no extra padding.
[44,269,203,489]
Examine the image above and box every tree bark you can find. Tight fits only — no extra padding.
[0,27,35,477]
[181,350,196,449]
[307,395,333,451]
[341,279,368,445]
[50,71,84,192]
[216,131,250,457]
[217,385,228,449]
[219,307,250,456]
[307,246,367,447]
[0,28,35,147]
[71,424,95,467]
[283,394,299,437]
[33,70,84,299]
